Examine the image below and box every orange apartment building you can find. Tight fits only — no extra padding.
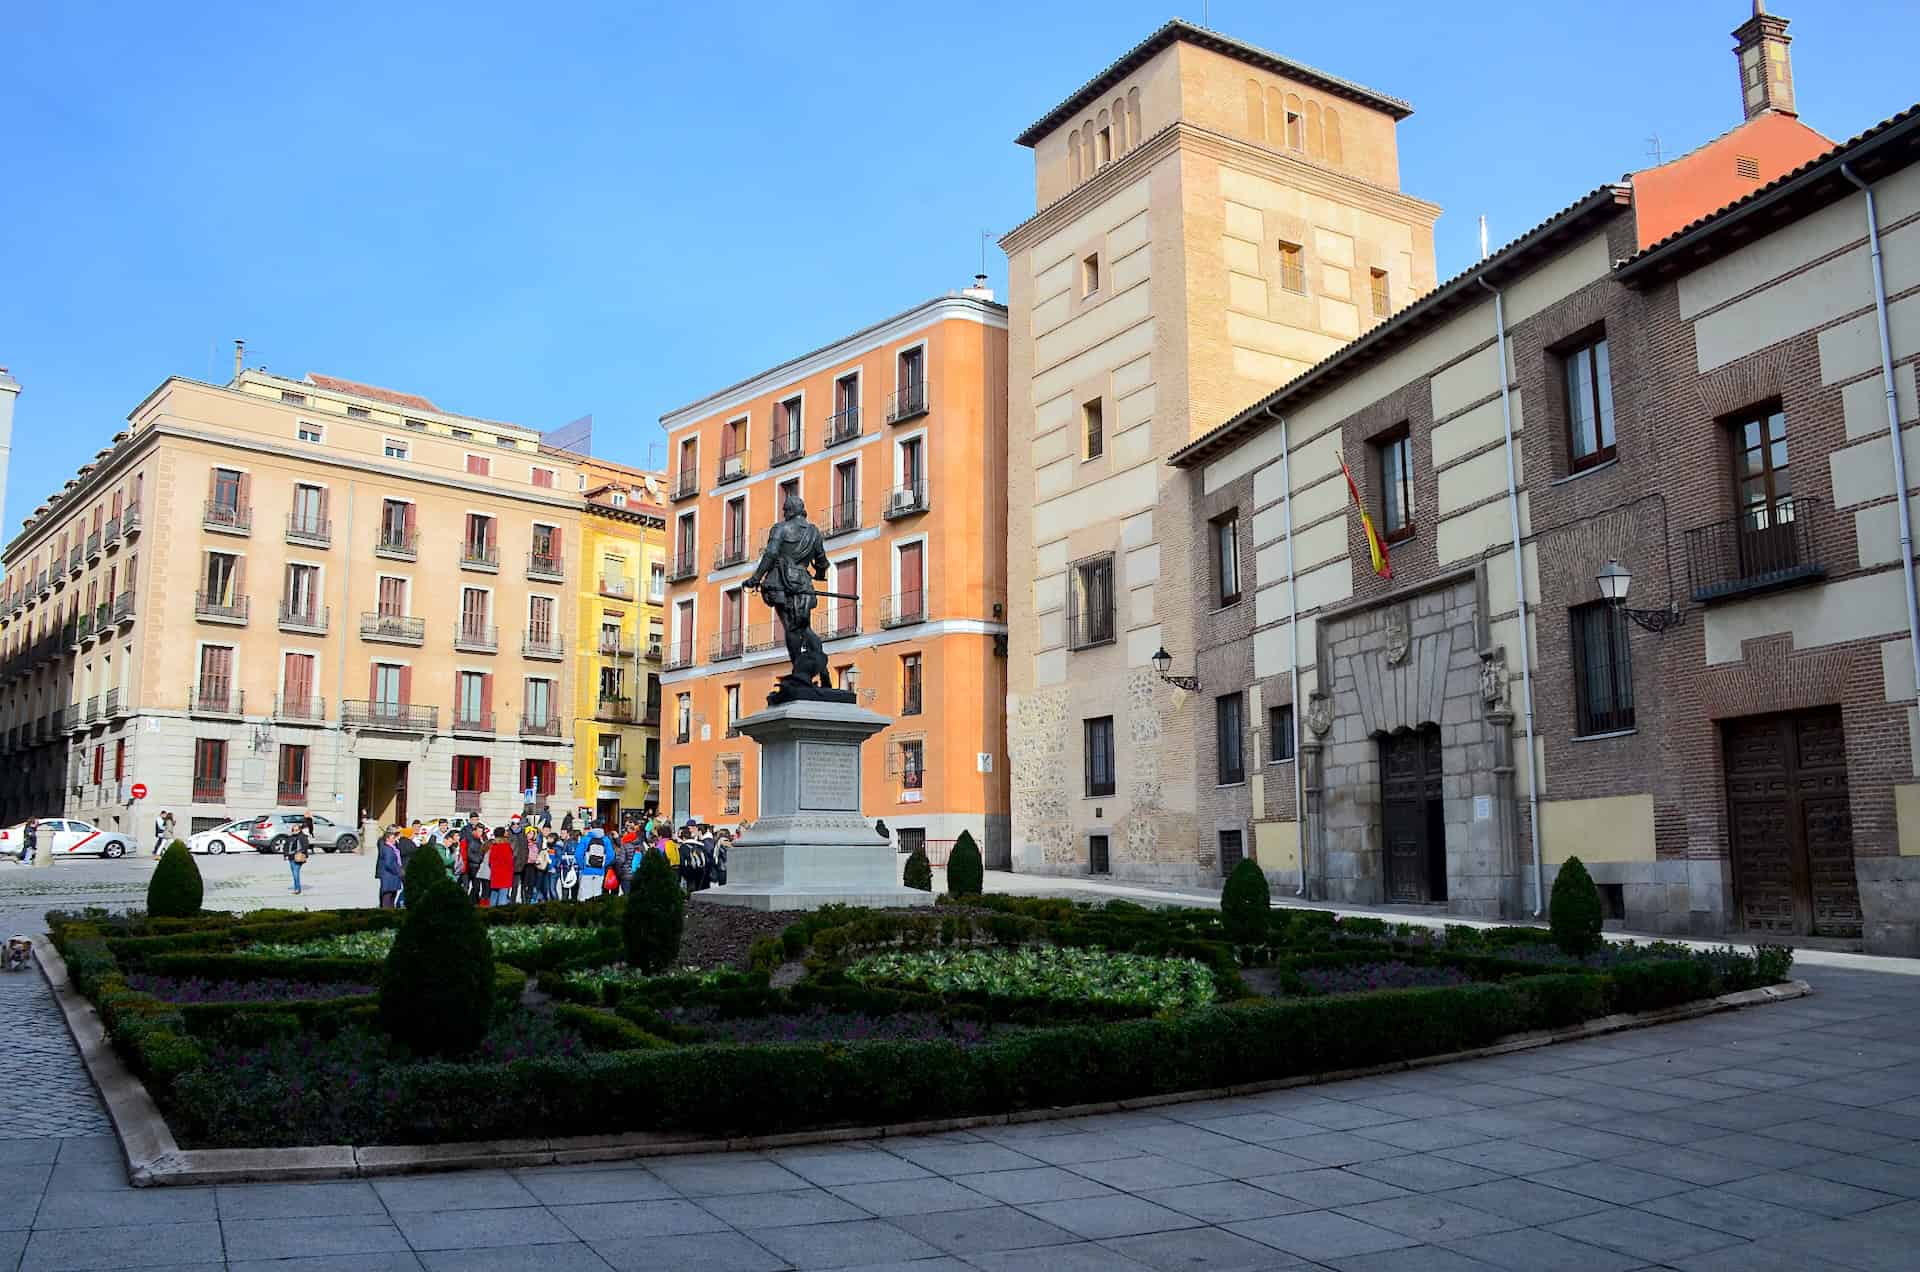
[658,287,1012,862]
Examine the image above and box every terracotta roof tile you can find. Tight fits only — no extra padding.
[304,373,440,413]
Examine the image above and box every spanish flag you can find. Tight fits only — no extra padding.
[1341,454,1392,579]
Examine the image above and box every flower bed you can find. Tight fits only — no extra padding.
[243,923,598,961]
[846,946,1219,1012]
[1295,961,1476,995]
[126,974,378,1003]
[664,1005,998,1047]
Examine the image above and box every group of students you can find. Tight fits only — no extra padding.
[369,811,734,908]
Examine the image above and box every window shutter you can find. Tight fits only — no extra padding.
[206,469,217,502]
[486,517,497,553]
[232,555,245,602]
[479,757,491,791]
[316,487,329,521]
[403,502,417,535]
[368,663,379,701]
[399,664,412,704]
[238,472,251,508]
[481,673,493,721]
[550,525,561,556]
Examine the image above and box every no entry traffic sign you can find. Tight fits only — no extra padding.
[130,783,148,800]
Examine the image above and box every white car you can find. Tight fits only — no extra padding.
[0,819,133,859]
[186,818,256,856]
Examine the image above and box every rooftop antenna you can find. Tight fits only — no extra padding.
[1479,215,1489,262]
[1645,133,1664,165]
[978,229,993,279]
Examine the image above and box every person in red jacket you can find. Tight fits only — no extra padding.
[485,828,515,907]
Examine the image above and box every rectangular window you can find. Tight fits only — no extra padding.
[676,693,691,745]
[114,739,126,781]
[779,396,803,449]
[1216,692,1246,785]
[1564,335,1618,470]
[291,483,325,534]
[521,758,555,798]
[377,576,407,617]
[283,652,315,708]
[281,390,306,405]
[1089,834,1110,874]
[1269,704,1295,763]
[649,562,666,601]
[372,663,404,708]
[211,467,243,513]
[901,653,923,716]
[383,438,409,460]
[1219,828,1245,872]
[379,499,410,548]
[531,466,555,488]
[192,739,226,800]
[1375,425,1414,540]
[347,404,370,419]
[92,745,104,785]
[1083,398,1104,459]
[525,677,552,725]
[403,417,428,431]
[528,595,554,643]
[834,373,860,430]
[451,428,474,441]
[278,745,308,801]
[197,645,233,704]
[1068,554,1115,649]
[451,755,489,793]
[285,563,320,618]
[1571,602,1635,735]
[1084,716,1116,796]
[779,476,801,510]
[465,454,490,477]
[599,665,625,701]
[1369,268,1390,318]
[1096,125,1112,164]
[1082,252,1101,295]
[1212,512,1241,606]
[297,420,323,443]
[900,740,924,791]
[464,514,493,560]
[1278,241,1305,293]
[722,758,743,815]
[203,552,238,605]
[456,670,487,726]
[898,345,924,389]
[724,684,741,734]
[460,587,489,633]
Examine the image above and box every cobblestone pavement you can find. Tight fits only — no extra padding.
[5,860,1919,1269]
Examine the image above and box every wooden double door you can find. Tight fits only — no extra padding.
[1381,725,1447,904]
[1722,707,1862,939]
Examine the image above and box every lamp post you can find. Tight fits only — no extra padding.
[1597,558,1684,633]
[1151,646,1202,692]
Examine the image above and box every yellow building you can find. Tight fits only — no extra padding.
[570,458,668,826]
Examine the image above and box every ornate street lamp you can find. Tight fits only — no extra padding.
[1597,558,1684,633]
[1151,646,1202,692]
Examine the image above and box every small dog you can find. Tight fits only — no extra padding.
[4,936,32,973]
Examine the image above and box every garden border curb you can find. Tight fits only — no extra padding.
[33,935,1812,1187]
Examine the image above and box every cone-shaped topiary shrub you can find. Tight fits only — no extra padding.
[903,846,933,892]
[379,869,494,1057]
[403,840,453,900]
[624,848,685,973]
[1550,855,1605,958]
[147,841,204,918]
[1220,857,1271,944]
[946,830,984,897]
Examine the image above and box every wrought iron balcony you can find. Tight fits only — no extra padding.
[746,622,782,654]
[277,781,308,806]
[122,504,143,538]
[189,684,244,717]
[527,551,564,582]
[113,591,135,625]
[523,631,565,660]
[454,622,499,653]
[93,602,108,629]
[770,431,805,467]
[714,536,752,570]
[595,696,635,723]
[595,761,627,786]
[103,516,121,550]
[599,573,635,599]
[273,694,326,723]
[520,714,563,739]
[716,449,751,485]
[278,601,329,634]
[72,615,93,649]
[671,469,700,501]
[452,709,495,735]
[203,500,251,534]
[887,381,929,424]
[67,545,83,575]
[826,500,862,538]
[644,640,663,663]
[360,612,425,645]
[85,531,101,562]
[195,592,250,624]
[1686,497,1825,604]
[340,699,437,732]
[105,688,125,718]
[598,632,634,658]
[710,630,745,661]
[880,590,927,628]
[460,543,500,572]
[85,695,100,725]
[375,528,418,561]
[884,480,929,520]
[286,514,331,548]
[825,405,861,447]
[667,552,698,583]
[192,777,226,802]
[664,643,694,671]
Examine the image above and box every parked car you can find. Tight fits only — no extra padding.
[185,818,258,855]
[0,819,133,858]
[238,812,358,855]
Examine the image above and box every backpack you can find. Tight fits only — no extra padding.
[585,835,607,869]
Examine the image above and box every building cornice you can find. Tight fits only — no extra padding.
[659,294,1008,434]
[585,502,666,529]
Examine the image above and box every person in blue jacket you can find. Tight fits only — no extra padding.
[574,822,611,901]
[373,828,405,908]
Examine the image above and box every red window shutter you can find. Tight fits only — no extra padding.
[481,674,493,722]
[550,525,562,557]
[368,663,379,700]
[317,487,329,521]
[238,472,252,508]
[478,757,491,791]
[404,502,417,535]
[115,740,126,780]
[232,554,245,600]
[399,664,412,704]
[206,469,217,501]
[485,518,497,553]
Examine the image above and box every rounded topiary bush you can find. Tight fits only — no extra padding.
[147,841,204,918]
[946,830,983,897]
[1220,857,1271,944]
[379,870,494,1057]
[624,847,685,973]
[1550,855,1605,958]
[902,846,933,892]
[402,840,452,900]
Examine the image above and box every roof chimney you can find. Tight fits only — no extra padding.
[232,339,246,384]
[1732,1,1797,119]
[961,273,995,302]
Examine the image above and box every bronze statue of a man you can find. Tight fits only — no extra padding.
[746,494,853,703]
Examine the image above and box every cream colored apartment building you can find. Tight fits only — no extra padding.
[1001,20,1438,882]
[0,362,582,837]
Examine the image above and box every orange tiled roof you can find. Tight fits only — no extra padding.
[305,373,440,413]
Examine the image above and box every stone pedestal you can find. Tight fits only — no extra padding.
[695,701,925,911]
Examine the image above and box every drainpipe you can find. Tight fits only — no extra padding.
[1842,163,1920,715]
[1270,409,1307,897]
[335,485,353,843]
[1477,276,1546,917]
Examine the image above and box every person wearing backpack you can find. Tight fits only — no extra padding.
[576,823,608,901]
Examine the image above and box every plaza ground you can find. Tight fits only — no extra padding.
[3,853,1918,1270]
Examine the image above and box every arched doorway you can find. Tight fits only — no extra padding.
[1380,724,1446,904]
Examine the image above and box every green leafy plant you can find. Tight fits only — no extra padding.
[624,848,685,974]
[245,925,595,960]
[377,867,495,1057]
[402,843,453,901]
[847,946,1217,1012]
[946,830,983,897]
[1220,857,1271,944]
[147,841,204,918]
[902,846,933,892]
[1549,856,1604,959]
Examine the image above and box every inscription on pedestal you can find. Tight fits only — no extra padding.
[798,742,860,812]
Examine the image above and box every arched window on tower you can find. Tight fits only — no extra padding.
[1245,80,1265,140]
[1095,108,1112,166]
[1113,97,1128,153]
[1126,87,1141,147]
[1284,93,1305,150]
[1307,101,1323,159]
[1266,86,1286,147]
[1323,105,1344,165]
[1069,128,1082,185]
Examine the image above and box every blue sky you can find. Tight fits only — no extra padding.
[1,1,1910,521]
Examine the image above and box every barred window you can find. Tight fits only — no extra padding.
[1084,716,1116,797]
[1571,602,1634,735]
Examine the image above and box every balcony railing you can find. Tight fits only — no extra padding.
[599,573,635,598]
[204,500,251,534]
[880,590,927,628]
[286,514,331,547]
[642,762,660,782]
[85,531,101,562]
[714,537,752,570]
[278,601,329,634]
[667,552,698,583]
[902,688,923,716]
[599,632,634,658]
[73,615,94,648]
[1068,608,1117,651]
[340,700,437,732]
[189,684,244,717]
[460,543,500,572]
[452,709,495,735]
[273,694,325,723]
[105,688,124,718]
[770,431,805,467]
[195,592,250,624]
[85,695,100,724]
[1686,497,1825,604]
[523,631,565,660]
[717,450,751,485]
[746,622,782,654]
[454,623,499,653]
[35,570,49,597]
[277,782,307,807]
[375,528,418,561]
[884,479,929,520]
[113,591,135,625]
[664,643,695,671]
[526,551,564,582]
[61,705,83,735]
[596,761,628,786]
[103,516,121,549]
[596,696,635,722]
[192,778,226,802]
[825,405,861,447]
[642,700,661,727]
[122,504,143,538]
[520,713,563,739]
[887,381,929,424]
[93,602,108,630]
[711,630,745,661]
[361,612,425,645]
[644,641,663,663]
[68,546,84,575]
[821,605,861,641]
[453,790,483,814]
[826,500,862,538]
[671,469,700,501]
